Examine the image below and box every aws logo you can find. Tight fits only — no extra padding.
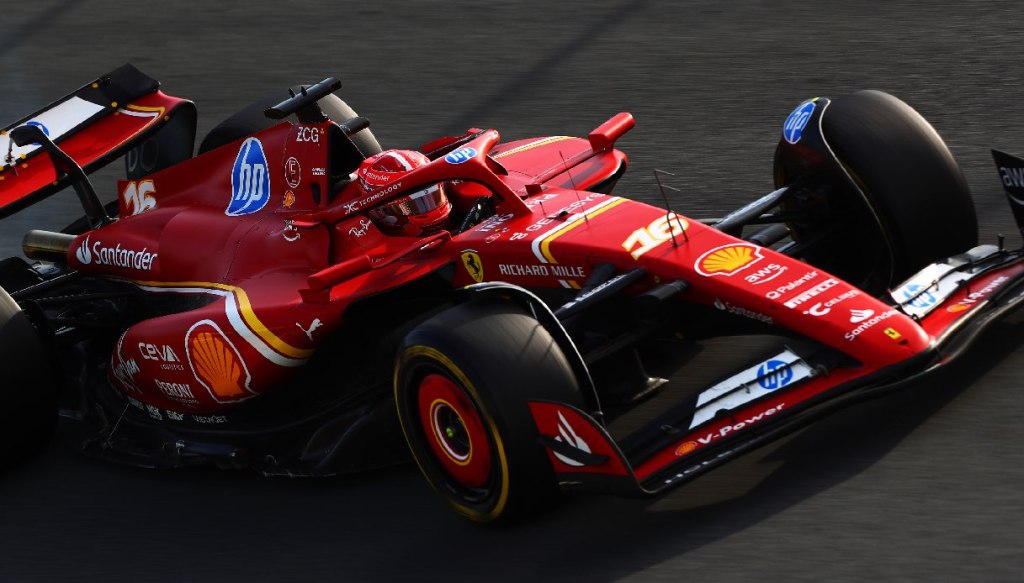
[695,244,764,277]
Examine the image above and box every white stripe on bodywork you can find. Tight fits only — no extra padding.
[1,97,105,169]
[116,107,161,119]
[135,284,308,368]
[530,196,623,263]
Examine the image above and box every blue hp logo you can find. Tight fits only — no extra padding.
[757,359,793,390]
[783,100,816,144]
[25,120,49,136]
[902,284,936,308]
[444,147,477,164]
[227,138,270,216]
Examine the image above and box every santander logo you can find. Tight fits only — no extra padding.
[73,235,158,271]
[75,236,92,264]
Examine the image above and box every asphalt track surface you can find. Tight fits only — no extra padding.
[1,1,1023,581]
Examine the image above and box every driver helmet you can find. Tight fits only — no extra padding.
[355,150,451,237]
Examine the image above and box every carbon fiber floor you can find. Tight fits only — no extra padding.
[1,2,1022,580]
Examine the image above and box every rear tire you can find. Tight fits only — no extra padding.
[394,300,583,524]
[0,287,58,463]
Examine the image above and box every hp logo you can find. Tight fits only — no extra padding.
[757,359,793,390]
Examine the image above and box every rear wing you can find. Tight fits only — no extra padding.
[0,63,195,219]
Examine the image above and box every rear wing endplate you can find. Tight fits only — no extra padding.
[0,63,193,219]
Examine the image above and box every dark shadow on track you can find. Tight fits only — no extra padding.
[0,323,1018,582]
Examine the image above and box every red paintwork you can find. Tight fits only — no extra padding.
[528,401,632,477]
[58,97,923,413]
[0,92,190,212]
[12,83,1020,489]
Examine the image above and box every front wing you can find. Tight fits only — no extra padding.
[526,244,1024,496]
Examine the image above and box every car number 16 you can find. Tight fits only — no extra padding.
[622,213,688,260]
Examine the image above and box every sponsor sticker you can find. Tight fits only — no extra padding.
[783,278,838,308]
[756,359,794,390]
[497,263,586,278]
[695,244,764,277]
[461,249,484,283]
[348,218,372,237]
[946,275,1009,313]
[139,342,185,370]
[75,236,158,271]
[803,289,859,316]
[185,320,254,403]
[24,120,50,139]
[154,379,198,405]
[901,283,937,309]
[783,100,816,144]
[766,270,818,299]
[445,147,477,164]
[844,309,898,341]
[849,308,874,323]
[0,97,104,169]
[690,350,812,428]
[713,297,774,324]
[284,156,302,189]
[295,318,322,341]
[888,257,1005,319]
[744,263,787,285]
[677,403,787,455]
[227,138,270,216]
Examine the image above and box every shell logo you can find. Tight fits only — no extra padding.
[674,441,698,456]
[695,243,764,277]
[947,303,970,313]
[186,320,253,403]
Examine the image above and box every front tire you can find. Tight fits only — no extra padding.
[394,300,584,524]
[776,90,978,291]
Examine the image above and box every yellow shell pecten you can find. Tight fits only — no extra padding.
[190,331,245,398]
[700,245,755,274]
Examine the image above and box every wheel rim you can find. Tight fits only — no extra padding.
[417,373,492,488]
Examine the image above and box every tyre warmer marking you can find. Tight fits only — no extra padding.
[397,345,512,522]
[531,196,628,288]
[492,136,574,159]
[133,280,312,367]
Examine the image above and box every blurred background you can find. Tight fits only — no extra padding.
[1,1,1022,580]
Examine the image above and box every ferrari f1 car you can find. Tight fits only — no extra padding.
[2,64,1023,523]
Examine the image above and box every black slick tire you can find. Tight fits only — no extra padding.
[394,300,583,524]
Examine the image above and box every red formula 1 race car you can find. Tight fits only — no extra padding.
[2,64,1023,523]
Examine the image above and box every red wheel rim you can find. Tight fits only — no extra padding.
[417,373,492,488]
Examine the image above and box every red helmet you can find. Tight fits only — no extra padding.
[355,150,451,237]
